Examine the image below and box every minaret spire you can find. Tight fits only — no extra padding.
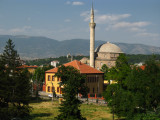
[89,1,96,68]
[91,2,94,15]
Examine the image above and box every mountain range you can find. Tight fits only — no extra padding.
[0,35,160,60]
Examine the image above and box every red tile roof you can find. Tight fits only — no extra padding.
[140,65,145,70]
[17,65,38,68]
[46,60,103,74]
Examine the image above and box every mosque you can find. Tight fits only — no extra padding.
[81,4,123,70]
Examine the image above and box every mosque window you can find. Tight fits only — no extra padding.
[108,62,111,66]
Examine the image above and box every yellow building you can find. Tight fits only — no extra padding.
[45,60,104,96]
[45,71,62,95]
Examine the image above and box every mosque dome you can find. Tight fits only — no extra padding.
[95,42,123,53]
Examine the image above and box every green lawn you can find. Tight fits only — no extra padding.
[30,99,114,120]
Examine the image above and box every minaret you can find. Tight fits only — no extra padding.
[89,3,96,68]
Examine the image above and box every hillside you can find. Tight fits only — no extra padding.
[0,35,160,59]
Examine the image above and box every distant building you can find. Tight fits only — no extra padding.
[17,65,38,74]
[44,60,104,96]
[80,57,89,65]
[66,53,71,58]
[51,61,59,67]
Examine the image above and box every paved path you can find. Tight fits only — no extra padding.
[38,91,107,105]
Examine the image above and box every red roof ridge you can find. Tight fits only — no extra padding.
[75,60,81,72]
[46,60,103,74]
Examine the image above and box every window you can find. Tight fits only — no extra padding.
[57,87,59,93]
[52,87,55,92]
[97,87,99,93]
[52,75,54,81]
[100,62,103,67]
[48,86,50,92]
[93,88,95,93]
[48,75,50,81]
[108,62,111,66]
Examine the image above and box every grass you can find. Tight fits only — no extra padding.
[30,98,114,120]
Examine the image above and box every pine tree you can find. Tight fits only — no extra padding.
[0,39,31,119]
[55,65,87,120]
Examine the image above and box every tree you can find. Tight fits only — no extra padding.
[100,64,109,80]
[124,57,160,119]
[0,39,31,119]
[104,54,160,119]
[103,54,131,119]
[54,65,87,120]
[32,65,53,97]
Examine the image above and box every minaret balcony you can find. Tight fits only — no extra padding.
[89,23,96,28]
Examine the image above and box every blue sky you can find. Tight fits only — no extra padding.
[0,0,160,47]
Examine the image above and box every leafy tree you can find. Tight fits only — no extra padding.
[104,54,160,119]
[0,39,31,119]
[32,65,53,83]
[100,64,109,80]
[103,54,131,119]
[55,65,87,120]
[124,57,160,119]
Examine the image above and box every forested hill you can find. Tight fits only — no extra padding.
[0,35,160,60]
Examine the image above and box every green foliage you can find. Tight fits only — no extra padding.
[100,64,109,80]
[32,65,53,83]
[26,55,88,66]
[104,54,160,120]
[25,54,160,67]
[54,65,87,120]
[127,54,160,64]
[0,39,31,119]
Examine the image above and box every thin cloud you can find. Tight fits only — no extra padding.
[112,22,150,29]
[72,1,84,6]
[64,19,71,22]
[66,1,71,5]
[80,10,130,24]
[137,32,159,37]
[96,14,131,24]
[27,17,31,21]
[0,26,31,34]
[10,26,31,33]
[129,27,146,32]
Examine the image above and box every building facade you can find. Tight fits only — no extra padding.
[94,42,123,69]
[45,60,104,96]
